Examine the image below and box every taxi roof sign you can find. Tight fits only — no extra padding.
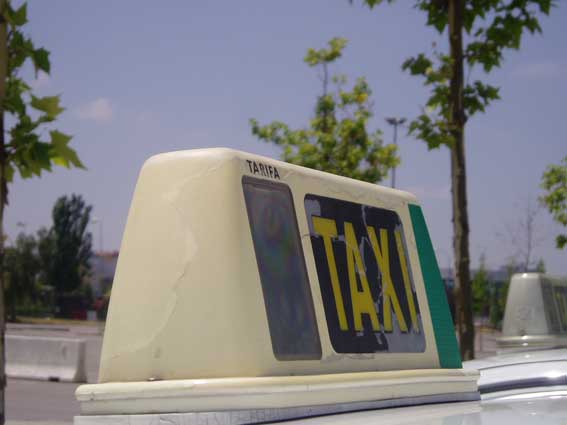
[499,273,567,350]
[75,148,477,422]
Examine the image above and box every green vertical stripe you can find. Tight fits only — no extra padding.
[409,204,462,369]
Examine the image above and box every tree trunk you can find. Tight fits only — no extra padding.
[448,0,474,360]
[0,0,7,422]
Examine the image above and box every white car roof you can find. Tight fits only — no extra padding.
[465,348,567,395]
[261,391,567,425]
[74,149,567,425]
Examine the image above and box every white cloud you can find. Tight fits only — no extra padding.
[30,71,51,89]
[76,98,113,123]
[134,110,153,125]
[511,62,561,79]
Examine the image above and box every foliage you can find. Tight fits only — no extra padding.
[358,0,554,150]
[4,232,39,320]
[358,0,553,360]
[36,226,54,286]
[77,281,93,308]
[471,254,489,316]
[498,197,543,271]
[535,258,546,273]
[1,2,83,202]
[47,194,93,295]
[250,38,398,183]
[1,195,95,319]
[0,2,84,416]
[540,155,567,249]
[489,281,508,329]
[486,261,516,328]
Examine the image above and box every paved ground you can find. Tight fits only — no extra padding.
[474,327,500,359]
[6,323,103,424]
[7,379,80,422]
[5,323,501,424]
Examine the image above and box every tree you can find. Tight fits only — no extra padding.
[4,232,39,321]
[250,38,398,183]
[489,281,507,328]
[471,254,489,317]
[0,2,83,419]
[359,0,553,360]
[48,194,93,297]
[540,155,567,249]
[535,258,546,273]
[498,197,544,272]
[36,226,54,287]
[489,259,516,328]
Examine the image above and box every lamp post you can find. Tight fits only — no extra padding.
[11,221,27,244]
[385,117,406,189]
[91,217,103,253]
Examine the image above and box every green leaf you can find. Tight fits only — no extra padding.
[10,115,39,145]
[557,235,567,249]
[8,31,34,72]
[30,95,64,119]
[50,130,72,146]
[418,0,447,33]
[13,139,51,179]
[4,164,15,184]
[402,54,433,76]
[50,130,85,169]
[30,142,52,174]
[6,3,28,26]
[33,48,51,74]
[304,37,348,66]
[540,156,567,249]
[251,37,398,184]
[359,0,387,8]
[5,77,29,116]
[17,164,33,179]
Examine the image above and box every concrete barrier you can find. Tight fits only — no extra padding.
[6,334,87,382]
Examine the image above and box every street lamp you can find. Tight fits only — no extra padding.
[385,117,406,189]
[91,217,103,253]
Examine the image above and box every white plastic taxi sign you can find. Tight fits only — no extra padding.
[74,149,477,424]
[499,273,567,349]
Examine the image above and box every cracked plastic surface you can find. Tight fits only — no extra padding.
[98,148,441,383]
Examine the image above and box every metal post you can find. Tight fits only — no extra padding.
[99,219,103,253]
[92,218,103,253]
[16,221,26,234]
[385,117,406,188]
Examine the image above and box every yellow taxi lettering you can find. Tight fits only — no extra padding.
[345,222,381,331]
[395,229,419,332]
[367,226,408,333]
[312,216,349,330]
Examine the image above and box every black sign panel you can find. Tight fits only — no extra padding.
[541,280,567,334]
[305,194,425,353]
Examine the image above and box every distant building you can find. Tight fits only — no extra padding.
[89,251,119,297]
[440,266,512,289]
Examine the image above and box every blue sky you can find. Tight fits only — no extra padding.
[6,1,567,274]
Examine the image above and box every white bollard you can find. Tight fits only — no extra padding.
[6,334,87,382]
